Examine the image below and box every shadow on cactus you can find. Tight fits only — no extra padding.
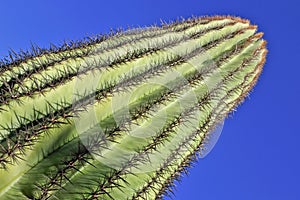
[0,15,267,199]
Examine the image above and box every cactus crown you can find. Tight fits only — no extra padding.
[0,15,267,200]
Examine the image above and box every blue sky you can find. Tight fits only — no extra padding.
[0,0,299,199]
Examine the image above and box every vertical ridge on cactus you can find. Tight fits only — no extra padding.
[0,15,267,200]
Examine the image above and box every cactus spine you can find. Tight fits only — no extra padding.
[0,16,267,200]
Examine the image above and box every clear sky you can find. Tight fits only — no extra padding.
[0,0,299,199]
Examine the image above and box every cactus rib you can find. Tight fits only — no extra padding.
[0,19,236,107]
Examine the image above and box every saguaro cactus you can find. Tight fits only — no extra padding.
[0,16,267,199]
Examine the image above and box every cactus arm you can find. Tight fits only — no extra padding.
[0,16,267,200]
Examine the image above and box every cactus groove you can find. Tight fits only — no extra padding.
[0,15,267,200]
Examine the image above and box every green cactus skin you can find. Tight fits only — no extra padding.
[0,16,267,200]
